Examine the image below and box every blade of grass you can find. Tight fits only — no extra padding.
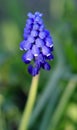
[0,95,6,130]
[48,78,77,130]
[39,85,63,130]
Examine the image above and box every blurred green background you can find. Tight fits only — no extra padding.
[0,0,77,130]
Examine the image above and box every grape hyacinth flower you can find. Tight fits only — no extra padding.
[20,12,54,76]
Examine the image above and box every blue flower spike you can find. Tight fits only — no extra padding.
[20,12,54,76]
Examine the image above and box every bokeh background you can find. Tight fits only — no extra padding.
[0,0,77,130]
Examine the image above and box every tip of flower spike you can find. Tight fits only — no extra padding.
[27,12,43,19]
[27,12,34,18]
[35,12,43,17]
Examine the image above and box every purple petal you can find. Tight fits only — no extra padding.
[39,25,44,31]
[28,65,39,76]
[35,38,44,48]
[39,31,46,39]
[35,12,43,17]
[35,60,41,70]
[23,41,32,50]
[33,24,39,30]
[26,24,32,30]
[20,40,32,51]
[20,40,25,50]
[31,30,38,37]
[26,19,33,25]
[28,65,33,74]
[35,16,40,22]
[46,37,53,48]
[32,45,40,56]
[42,62,51,70]
[32,67,39,76]
[24,28,30,34]
[37,54,45,63]
[42,46,51,56]
[46,54,54,60]
[44,30,50,36]
[27,35,35,43]
[27,12,35,19]
[23,28,30,39]
[23,34,28,40]
[35,17,43,24]
[50,46,54,51]
[24,29,30,35]
[22,50,33,63]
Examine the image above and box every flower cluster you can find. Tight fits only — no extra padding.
[20,12,54,76]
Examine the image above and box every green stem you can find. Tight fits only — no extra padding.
[18,74,40,130]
